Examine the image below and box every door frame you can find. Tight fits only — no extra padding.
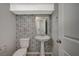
[58,4,64,56]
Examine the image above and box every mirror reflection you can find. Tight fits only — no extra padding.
[35,16,49,35]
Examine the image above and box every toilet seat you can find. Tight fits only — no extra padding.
[13,48,27,56]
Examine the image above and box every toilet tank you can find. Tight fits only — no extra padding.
[20,38,30,48]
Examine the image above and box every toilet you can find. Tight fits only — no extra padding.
[13,38,30,56]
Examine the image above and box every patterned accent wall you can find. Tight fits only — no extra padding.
[16,15,52,54]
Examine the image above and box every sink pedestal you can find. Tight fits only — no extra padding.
[40,41,44,56]
[35,35,50,56]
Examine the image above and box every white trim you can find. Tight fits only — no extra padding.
[58,4,64,56]
[63,50,71,56]
[64,36,79,44]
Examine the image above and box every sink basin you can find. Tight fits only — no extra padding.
[35,35,50,41]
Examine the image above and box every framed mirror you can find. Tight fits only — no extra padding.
[35,16,50,35]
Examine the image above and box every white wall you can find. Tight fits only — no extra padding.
[62,3,79,56]
[0,3,16,56]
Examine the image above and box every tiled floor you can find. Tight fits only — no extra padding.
[26,52,52,56]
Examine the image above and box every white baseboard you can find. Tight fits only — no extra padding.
[27,52,52,55]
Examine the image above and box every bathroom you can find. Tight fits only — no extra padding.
[1,3,79,56]
[0,3,56,56]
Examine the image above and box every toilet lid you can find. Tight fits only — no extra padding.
[13,48,27,56]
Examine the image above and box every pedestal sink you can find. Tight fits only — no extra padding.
[35,35,50,56]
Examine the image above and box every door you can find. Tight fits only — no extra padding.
[58,3,79,56]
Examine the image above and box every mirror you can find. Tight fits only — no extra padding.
[35,16,49,35]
